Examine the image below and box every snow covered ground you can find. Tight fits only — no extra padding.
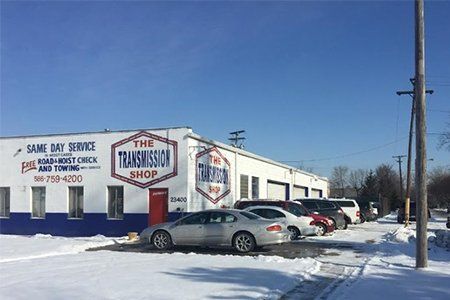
[0,213,449,300]
[0,234,319,299]
[304,212,450,300]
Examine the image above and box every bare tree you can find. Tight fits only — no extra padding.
[438,121,450,151]
[428,167,450,209]
[331,166,349,198]
[349,169,368,197]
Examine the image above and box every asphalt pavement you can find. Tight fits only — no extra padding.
[88,237,359,259]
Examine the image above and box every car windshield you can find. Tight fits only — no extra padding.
[239,211,261,220]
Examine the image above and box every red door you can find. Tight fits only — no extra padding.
[148,188,168,226]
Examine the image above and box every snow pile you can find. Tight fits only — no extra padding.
[385,227,416,244]
[434,230,450,250]
[377,212,398,222]
[0,234,124,263]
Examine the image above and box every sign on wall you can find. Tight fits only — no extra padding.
[21,141,100,184]
[195,147,231,204]
[111,131,178,188]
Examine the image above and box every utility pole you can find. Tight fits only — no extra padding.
[396,84,432,227]
[393,155,406,204]
[414,0,428,268]
[228,130,246,149]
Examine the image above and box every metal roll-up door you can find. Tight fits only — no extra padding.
[293,186,308,199]
[311,188,323,198]
[267,181,287,200]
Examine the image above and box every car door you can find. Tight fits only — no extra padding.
[170,212,209,245]
[204,212,238,246]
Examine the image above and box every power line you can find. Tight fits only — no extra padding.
[279,132,445,165]
[280,136,408,164]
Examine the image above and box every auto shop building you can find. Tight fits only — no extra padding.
[0,127,328,236]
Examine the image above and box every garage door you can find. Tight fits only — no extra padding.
[293,186,308,199]
[267,181,287,200]
[311,188,323,198]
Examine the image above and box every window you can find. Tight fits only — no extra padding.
[179,212,209,225]
[208,212,237,224]
[263,209,286,219]
[68,187,84,219]
[32,187,45,218]
[317,201,336,209]
[239,211,260,220]
[0,187,10,218]
[301,201,318,210]
[240,175,249,198]
[108,186,124,219]
[250,208,285,219]
[336,201,356,207]
[287,203,308,216]
[251,177,259,199]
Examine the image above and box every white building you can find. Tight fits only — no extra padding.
[0,127,328,236]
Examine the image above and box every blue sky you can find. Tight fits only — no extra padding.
[1,1,449,177]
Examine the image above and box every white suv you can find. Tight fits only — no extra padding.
[330,199,361,224]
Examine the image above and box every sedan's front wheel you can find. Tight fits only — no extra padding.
[233,232,255,253]
[152,231,172,250]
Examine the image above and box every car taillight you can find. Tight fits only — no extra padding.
[356,211,360,217]
[266,225,282,232]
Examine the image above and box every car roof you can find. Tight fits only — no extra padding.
[196,209,244,213]
[245,205,286,211]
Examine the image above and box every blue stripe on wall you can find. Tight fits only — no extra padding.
[0,212,184,237]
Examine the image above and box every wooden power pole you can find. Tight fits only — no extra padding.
[396,84,432,228]
[393,155,406,205]
[414,0,428,268]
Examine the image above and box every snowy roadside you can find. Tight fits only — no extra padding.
[317,213,450,300]
[0,234,321,300]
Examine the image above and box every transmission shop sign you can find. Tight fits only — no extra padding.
[111,131,178,188]
[195,147,231,204]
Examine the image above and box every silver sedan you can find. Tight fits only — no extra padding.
[140,209,291,253]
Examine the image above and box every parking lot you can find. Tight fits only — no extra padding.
[87,237,361,259]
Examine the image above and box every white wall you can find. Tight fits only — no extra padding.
[187,134,328,211]
[1,128,328,216]
[0,128,191,215]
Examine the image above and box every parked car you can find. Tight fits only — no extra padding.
[140,209,291,253]
[294,198,348,229]
[397,202,431,223]
[234,199,335,236]
[357,201,379,222]
[330,198,361,224]
[243,205,317,240]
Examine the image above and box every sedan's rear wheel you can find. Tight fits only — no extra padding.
[288,226,300,240]
[315,223,327,236]
[152,231,172,250]
[233,232,255,253]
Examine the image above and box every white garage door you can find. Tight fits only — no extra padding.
[267,181,286,200]
[293,186,308,199]
[311,188,323,198]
